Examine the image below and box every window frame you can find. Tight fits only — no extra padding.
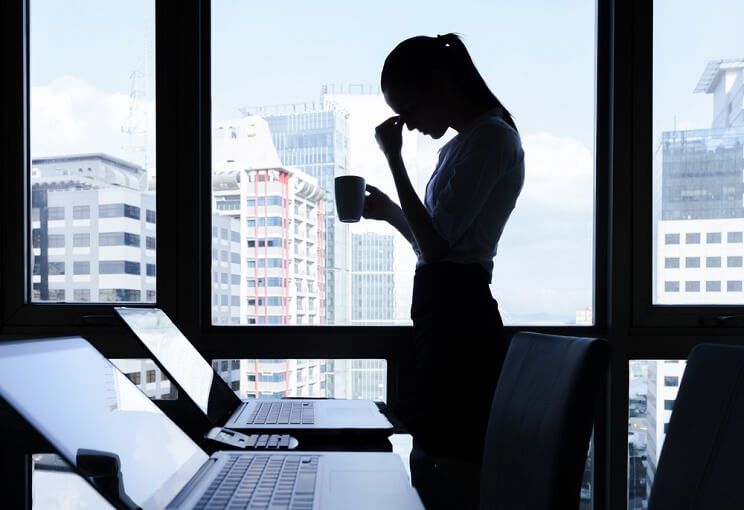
[0,0,622,508]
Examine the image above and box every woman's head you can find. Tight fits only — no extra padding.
[381,33,516,138]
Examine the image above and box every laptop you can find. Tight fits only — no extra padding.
[0,337,423,510]
[114,307,393,436]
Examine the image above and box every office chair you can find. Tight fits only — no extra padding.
[479,331,609,510]
[647,343,744,510]
[410,332,609,510]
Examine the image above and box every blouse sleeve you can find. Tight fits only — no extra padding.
[430,124,521,244]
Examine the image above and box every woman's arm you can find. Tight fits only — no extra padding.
[363,184,420,253]
[375,117,449,263]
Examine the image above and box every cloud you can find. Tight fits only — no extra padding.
[519,131,594,214]
[31,76,154,169]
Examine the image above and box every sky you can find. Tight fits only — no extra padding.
[27,0,744,324]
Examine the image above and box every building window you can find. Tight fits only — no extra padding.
[73,261,90,275]
[706,256,721,268]
[664,400,675,411]
[685,281,700,292]
[685,233,700,244]
[99,289,141,301]
[99,261,140,275]
[664,281,679,292]
[127,372,141,385]
[220,360,228,371]
[685,257,700,268]
[728,232,743,243]
[728,256,743,268]
[727,281,742,292]
[706,281,721,292]
[664,257,680,269]
[99,204,141,219]
[231,381,240,390]
[665,233,680,245]
[146,264,156,277]
[73,233,90,247]
[706,232,722,244]
[47,234,65,248]
[146,236,156,250]
[47,207,65,220]
[146,209,156,223]
[146,370,156,383]
[73,289,91,302]
[99,232,141,247]
[664,376,679,387]
[72,205,90,219]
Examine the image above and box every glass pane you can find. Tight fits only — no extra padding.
[628,360,686,509]
[212,359,387,401]
[29,0,156,303]
[211,1,595,326]
[653,0,744,305]
[109,359,177,400]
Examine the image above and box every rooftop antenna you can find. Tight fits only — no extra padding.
[121,16,150,171]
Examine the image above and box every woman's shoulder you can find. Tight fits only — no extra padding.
[464,115,522,151]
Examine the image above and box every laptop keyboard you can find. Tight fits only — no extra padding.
[194,454,320,510]
[246,401,315,425]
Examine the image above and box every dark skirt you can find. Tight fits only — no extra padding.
[393,261,509,462]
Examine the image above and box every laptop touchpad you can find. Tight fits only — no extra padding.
[328,470,409,508]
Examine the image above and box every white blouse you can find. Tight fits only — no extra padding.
[416,108,525,279]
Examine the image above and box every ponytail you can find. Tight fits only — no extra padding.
[381,33,517,132]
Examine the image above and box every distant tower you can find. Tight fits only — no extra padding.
[121,23,150,171]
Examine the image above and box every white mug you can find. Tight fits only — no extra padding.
[334,175,366,223]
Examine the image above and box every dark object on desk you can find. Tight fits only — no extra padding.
[205,427,298,450]
[76,449,139,510]
[411,331,609,510]
[648,343,744,510]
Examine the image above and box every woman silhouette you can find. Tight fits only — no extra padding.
[363,33,525,504]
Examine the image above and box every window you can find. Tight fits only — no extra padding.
[72,205,90,219]
[99,289,141,301]
[73,289,90,302]
[127,372,141,385]
[146,370,156,383]
[664,234,680,245]
[706,281,721,292]
[663,400,674,411]
[727,281,742,292]
[99,261,140,275]
[73,261,90,275]
[706,256,721,268]
[685,281,700,292]
[685,233,700,244]
[663,257,679,269]
[212,0,596,327]
[663,376,679,387]
[685,257,700,269]
[146,209,156,223]
[146,236,156,250]
[728,232,743,243]
[728,256,743,268]
[663,281,679,292]
[73,233,90,247]
[29,0,156,304]
[146,264,156,277]
[706,233,722,244]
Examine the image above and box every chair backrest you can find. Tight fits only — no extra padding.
[479,331,609,510]
[648,343,744,510]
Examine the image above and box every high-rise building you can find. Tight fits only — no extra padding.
[242,100,352,326]
[648,58,744,504]
[657,59,744,305]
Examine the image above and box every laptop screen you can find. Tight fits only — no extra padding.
[115,307,242,424]
[0,337,208,510]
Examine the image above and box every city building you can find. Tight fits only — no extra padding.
[647,58,744,504]
[242,99,352,326]
[30,154,157,303]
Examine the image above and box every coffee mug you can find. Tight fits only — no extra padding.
[334,175,366,223]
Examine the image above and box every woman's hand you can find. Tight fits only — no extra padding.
[375,116,404,162]
[363,184,394,222]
